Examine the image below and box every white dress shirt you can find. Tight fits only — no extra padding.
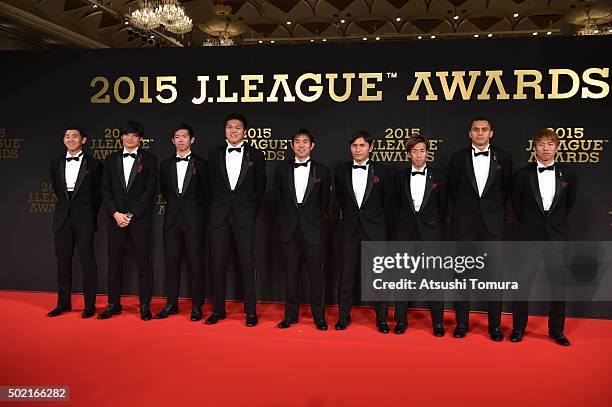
[410,165,427,212]
[122,147,138,188]
[294,157,311,204]
[352,160,369,208]
[65,151,83,192]
[471,144,491,197]
[176,150,191,194]
[536,160,556,211]
[226,141,244,191]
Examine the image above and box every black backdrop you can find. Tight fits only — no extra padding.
[1,36,610,318]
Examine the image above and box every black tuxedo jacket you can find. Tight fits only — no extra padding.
[159,153,210,230]
[49,153,103,232]
[274,160,330,245]
[448,145,512,237]
[208,142,266,230]
[393,166,447,241]
[101,149,158,229]
[335,161,393,241]
[511,163,577,241]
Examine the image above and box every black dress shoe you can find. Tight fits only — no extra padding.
[489,327,504,342]
[549,332,570,346]
[277,318,297,329]
[315,320,328,331]
[510,330,524,342]
[433,323,445,337]
[377,320,390,334]
[246,314,258,327]
[334,316,351,330]
[204,312,226,325]
[453,325,467,338]
[47,305,71,317]
[140,304,152,321]
[97,303,122,320]
[190,307,202,322]
[81,308,95,319]
[154,304,179,319]
[394,322,407,334]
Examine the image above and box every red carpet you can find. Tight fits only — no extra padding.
[0,291,611,407]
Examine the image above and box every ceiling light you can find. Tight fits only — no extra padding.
[310,39,314,42]
[417,35,422,39]
[286,21,291,25]
[396,17,401,22]
[547,31,552,35]
[453,16,459,20]
[270,40,275,43]
[322,38,327,42]
[375,37,380,40]
[487,33,493,37]
[513,13,519,18]
[340,19,346,24]
[474,34,479,38]
[430,35,436,39]
[258,40,262,43]
[532,32,538,36]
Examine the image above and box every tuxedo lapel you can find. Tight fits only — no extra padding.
[302,163,316,205]
[345,165,358,208]
[420,168,434,212]
[362,164,374,206]
[219,148,231,190]
[72,154,88,196]
[235,146,249,190]
[116,153,126,192]
[548,166,564,214]
[465,149,478,196]
[481,149,498,197]
[529,165,545,215]
[403,170,416,214]
[125,151,140,193]
[288,163,298,208]
[58,158,69,199]
[169,160,179,197]
[181,157,195,196]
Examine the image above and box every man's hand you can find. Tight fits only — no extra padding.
[113,212,131,228]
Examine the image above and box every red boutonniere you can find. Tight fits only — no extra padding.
[373,175,380,184]
[496,164,502,171]
[248,161,254,168]
[315,176,322,184]
[84,168,92,176]
[192,165,197,175]
[137,163,143,174]
[432,182,439,190]
[562,181,569,188]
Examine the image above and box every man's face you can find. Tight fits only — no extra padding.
[534,138,558,165]
[121,132,142,150]
[291,134,314,161]
[225,119,245,146]
[172,129,194,155]
[408,142,428,169]
[350,137,373,164]
[469,120,493,149]
[63,129,86,154]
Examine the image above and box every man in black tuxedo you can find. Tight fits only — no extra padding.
[98,121,158,321]
[274,129,330,331]
[155,124,210,322]
[510,128,576,346]
[393,135,447,336]
[205,113,266,327]
[448,118,512,341]
[48,126,102,318]
[335,131,394,333]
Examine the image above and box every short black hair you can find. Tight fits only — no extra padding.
[407,134,430,152]
[349,130,373,146]
[172,123,194,139]
[224,113,248,129]
[63,126,86,138]
[469,117,493,131]
[292,128,315,144]
[120,121,144,137]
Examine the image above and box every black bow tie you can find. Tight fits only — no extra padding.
[123,152,137,159]
[176,155,190,162]
[473,150,489,157]
[65,155,81,162]
[411,170,425,176]
[352,164,367,170]
[293,160,310,168]
[227,147,242,153]
[538,165,555,173]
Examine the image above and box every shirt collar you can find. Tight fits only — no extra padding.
[226,140,244,149]
[123,147,139,155]
[66,150,83,158]
[353,159,369,167]
[295,156,311,164]
[536,160,555,169]
[411,164,426,172]
[472,144,490,153]
[177,150,192,159]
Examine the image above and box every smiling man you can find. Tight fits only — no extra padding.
[205,113,266,327]
[274,128,330,330]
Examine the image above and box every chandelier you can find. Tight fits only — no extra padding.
[129,0,193,34]
[203,31,235,46]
